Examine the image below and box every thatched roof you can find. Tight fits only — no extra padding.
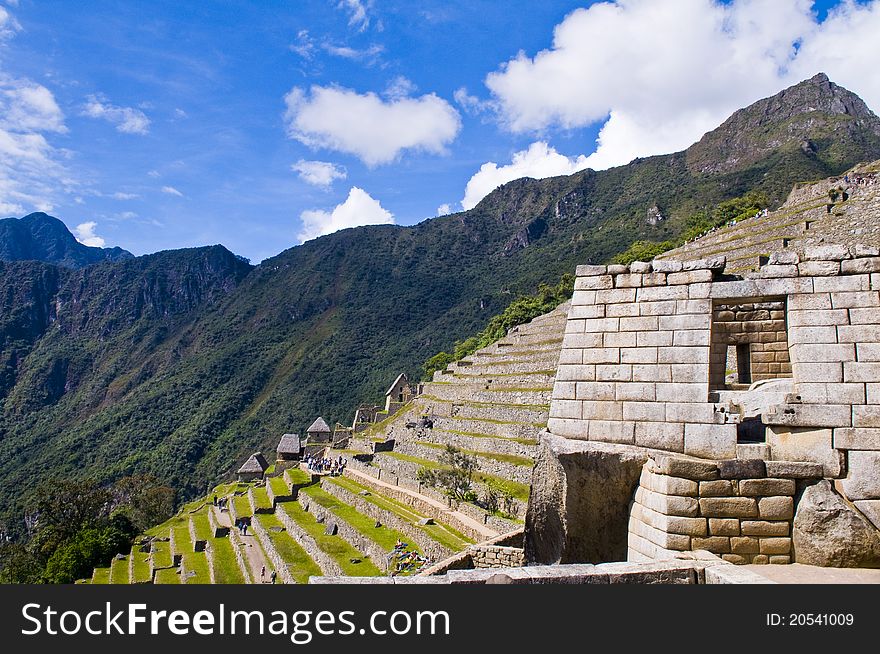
[385,372,409,397]
[307,417,331,433]
[277,433,301,455]
[237,452,269,474]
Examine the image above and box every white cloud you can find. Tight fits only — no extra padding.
[147,170,161,178]
[384,76,417,100]
[74,221,106,248]
[112,192,139,200]
[462,141,590,210]
[338,0,371,32]
[436,203,452,216]
[323,43,384,62]
[161,185,183,197]
[0,6,20,41]
[82,94,151,134]
[283,85,461,166]
[298,186,393,242]
[483,0,880,171]
[453,86,490,116]
[290,30,315,59]
[291,159,347,189]
[0,79,67,133]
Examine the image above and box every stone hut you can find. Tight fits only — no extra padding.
[385,373,413,414]
[306,417,332,443]
[527,245,880,569]
[237,452,269,482]
[276,433,302,461]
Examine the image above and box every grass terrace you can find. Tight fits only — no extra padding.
[251,486,273,512]
[232,494,253,519]
[329,476,472,552]
[416,440,535,467]
[109,556,129,584]
[256,514,322,584]
[91,567,111,584]
[278,501,382,576]
[208,537,245,584]
[269,476,291,497]
[190,513,213,542]
[301,484,417,553]
[130,548,152,583]
[180,550,212,584]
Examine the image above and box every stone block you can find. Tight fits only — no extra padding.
[606,302,640,317]
[841,258,880,274]
[762,404,851,428]
[658,314,710,331]
[840,450,880,500]
[636,285,689,301]
[793,382,865,405]
[767,426,842,477]
[718,459,767,479]
[654,383,706,403]
[837,325,880,344]
[768,251,799,265]
[575,381,616,401]
[789,343,855,363]
[634,421,684,452]
[569,304,606,319]
[653,455,719,481]
[629,261,652,273]
[576,264,607,276]
[582,400,624,421]
[632,364,672,382]
[672,363,710,383]
[554,380,577,399]
[665,402,717,424]
[751,554,769,565]
[596,288,637,304]
[813,275,870,293]
[853,500,880,531]
[672,330,711,346]
[699,497,759,518]
[792,361,843,383]
[588,419,635,444]
[763,460,824,479]
[658,347,709,364]
[787,308,849,326]
[721,553,748,564]
[575,275,613,290]
[803,244,850,261]
[582,348,621,364]
[614,382,655,401]
[852,245,880,257]
[613,274,643,289]
[603,332,637,348]
[668,269,714,285]
[651,259,682,273]
[642,272,668,286]
[619,316,659,331]
[596,364,632,382]
[858,344,880,361]
[562,332,603,349]
[636,331,673,347]
[843,362,880,383]
[788,293,831,310]
[730,536,761,554]
[638,300,677,316]
[751,264,798,278]
[798,260,840,276]
[768,555,791,564]
[644,470,699,497]
[754,278,813,295]
[708,518,740,536]
[787,325,838,344]
[850,408,880,430]
[684,423,737,459]
[758,496,794,520]
[741,521,790,537]
[830,290,880,308]
[738,478,796,496]
[759,538,791,555]
[556,364,596,382]
[699,480,734,497]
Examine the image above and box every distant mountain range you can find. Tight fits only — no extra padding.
[1,73,879,535]
[0,213,133,269]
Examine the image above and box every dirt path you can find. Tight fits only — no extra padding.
[346,468,499,541]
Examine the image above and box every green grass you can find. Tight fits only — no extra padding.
[172,524,192,553]
[208,537,245,584]
[154,568,181,584]
[130,547,152,583]
[257,514,322,584]
[329,476,472,552]
[91,567,111,584]
[190,513,213,542]
[251,487,273,511]
[285,467,313,486]
[269,476,291,497]
[232,494,253,519]
[279,501,381,576]
[180,550,212,584]
[109,556,129,584]
[302,484,415,553]
[151,539,173,568]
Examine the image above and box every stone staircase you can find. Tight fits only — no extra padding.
[657,162,880,272]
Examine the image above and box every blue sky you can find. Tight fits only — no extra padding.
[1,0,878,262]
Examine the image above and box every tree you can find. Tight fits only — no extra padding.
[112,474,176,531]
[417,446,479,502]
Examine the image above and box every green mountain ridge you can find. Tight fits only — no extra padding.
[1,73,879,538]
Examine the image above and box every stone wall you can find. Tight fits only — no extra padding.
[468,544,525,568]
[251,516,295,584]
[547,245,880,514]
[534,244,880,565]
[628,455,819,564]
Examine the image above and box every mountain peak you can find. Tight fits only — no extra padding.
[0,212,134,269]
[686,73,880,175]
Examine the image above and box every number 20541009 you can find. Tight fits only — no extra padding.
[766,614,854,626]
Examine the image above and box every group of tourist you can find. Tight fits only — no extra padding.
[305,454,347,475]
[234,517,251,535]
[387,539,430,575]
[212,495,228,510]
[258,566,277,584]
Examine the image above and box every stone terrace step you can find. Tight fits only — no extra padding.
[417,427,538,458]
[426,415,541,442]
[420,382,553,406]
[454,352,562,374]
[394,441,533,485]
[448,371,557,387]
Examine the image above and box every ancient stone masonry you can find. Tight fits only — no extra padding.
[533,243,880,566]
